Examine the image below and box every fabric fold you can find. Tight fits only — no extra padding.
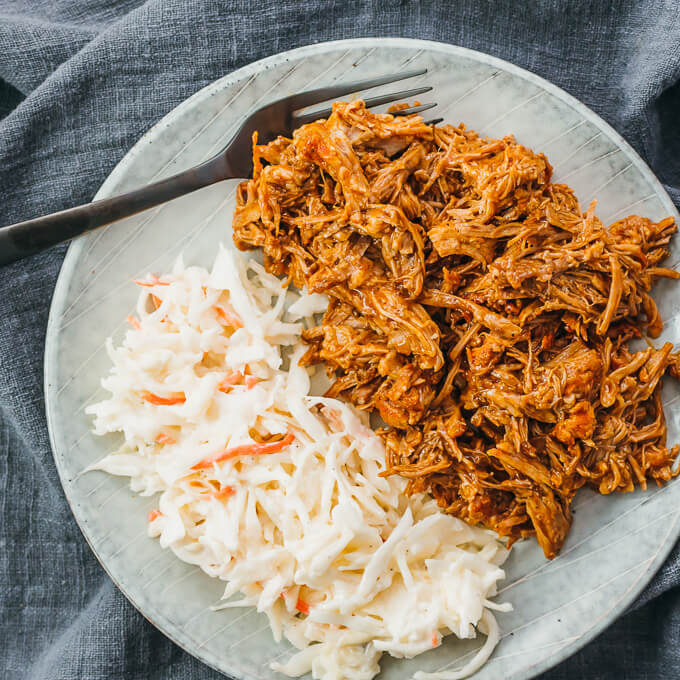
[1,2,679,679]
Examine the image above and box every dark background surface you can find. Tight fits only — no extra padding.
[1,1,680,678]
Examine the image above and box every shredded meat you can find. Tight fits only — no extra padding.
[232,100,680,559]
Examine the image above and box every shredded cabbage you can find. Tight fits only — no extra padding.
[87,246,510,680]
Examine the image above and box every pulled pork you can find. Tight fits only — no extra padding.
[232,100,680,559]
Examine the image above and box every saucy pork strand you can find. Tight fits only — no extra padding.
[233,100,680,559]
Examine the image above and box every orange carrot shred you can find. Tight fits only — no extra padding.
[127,315,141,330]
[151,294,162,309]
[218,371,242,392]
[246,376,259,389]
[192,432,295,470]
[141,391,186,406]
[216,305,243,329]
[135,274,169,287]
[211,485,236,500]
[431,632,438,647]
[296,598,310,615]
[148,509,162,522]
[155,433,176,445]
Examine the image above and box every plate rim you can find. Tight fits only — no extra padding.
[44,36,680,680]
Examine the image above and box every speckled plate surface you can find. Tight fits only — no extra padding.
[45,38,680,680]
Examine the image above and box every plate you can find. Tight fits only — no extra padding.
[44,38,680,680]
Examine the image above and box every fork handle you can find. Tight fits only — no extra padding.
[0,153,233,267]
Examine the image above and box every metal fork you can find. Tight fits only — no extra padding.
[0,69,437,267]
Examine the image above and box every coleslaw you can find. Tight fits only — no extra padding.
[87,247,510,680]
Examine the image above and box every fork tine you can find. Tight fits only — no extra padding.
[362,86,433,110]
[425,117,444,125]
[289,68,427,111]
[392,103,438,116]
[294,86,434,126]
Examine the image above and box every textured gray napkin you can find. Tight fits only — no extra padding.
[1,2,680,678]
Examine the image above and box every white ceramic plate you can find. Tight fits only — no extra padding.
[45,38,680,680]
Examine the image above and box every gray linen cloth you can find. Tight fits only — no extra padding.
[1,1,680,678]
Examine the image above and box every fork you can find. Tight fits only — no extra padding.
[0,69,439,267]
